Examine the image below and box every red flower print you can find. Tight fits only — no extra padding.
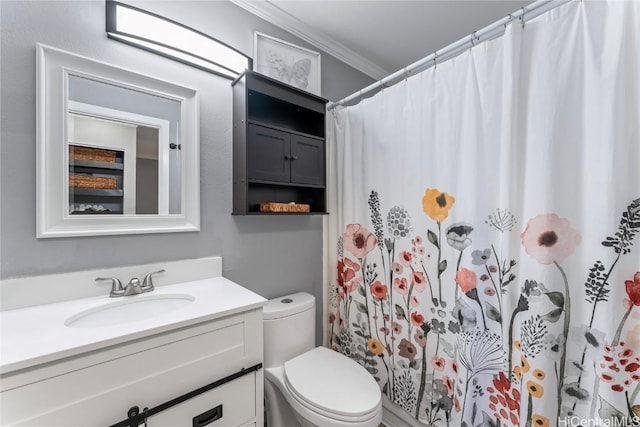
[370,281,388,300]
[453,396,461,413]
[443,375,454,395]
[394,277,409,295]
[455,268,477,293]
[411,295,420,307]
[414,330,426,347]
[343,224,377,259]
[337,260,346,287]
[626,362,640,372]
[337,260,353,284]
[597,342,640,393]
[392,262,404,275]
[480,274,490,281]
[412,271,427,292]
[431,355,445,371]
[487,372,520,424]
[400,251,413,266]
[392,321,403,335]
[485,287,496,296]
[520,213,581,265]
[624,272,640,306]
[337,258,361,296]
[411,312,425,326]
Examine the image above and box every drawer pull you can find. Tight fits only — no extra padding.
[193,404,222,426]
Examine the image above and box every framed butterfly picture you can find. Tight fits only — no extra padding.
[253,32,321,96]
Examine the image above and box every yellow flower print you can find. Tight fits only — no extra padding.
[533,369,546,380]
[367,338,384,355]
[514,340,522,351]
[521,355,530,373]
[422,188,455,222]
[527,380,544,398]
[532,414,549,427]
[514,365,522,380]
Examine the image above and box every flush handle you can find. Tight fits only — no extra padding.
[192,404,222,426]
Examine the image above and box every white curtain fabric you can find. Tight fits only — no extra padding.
[326,2,640,426]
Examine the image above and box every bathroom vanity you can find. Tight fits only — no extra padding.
[0,264,265,427]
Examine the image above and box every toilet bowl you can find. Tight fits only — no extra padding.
[263,293,382,427]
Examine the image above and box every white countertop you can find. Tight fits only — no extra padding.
[0,277,266,374]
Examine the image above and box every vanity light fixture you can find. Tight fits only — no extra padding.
[105,0,250,79]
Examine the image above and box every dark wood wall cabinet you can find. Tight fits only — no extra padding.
[232,70,328,215]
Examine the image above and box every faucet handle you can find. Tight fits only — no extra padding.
[142,269,165,292]
[96,277,124,297]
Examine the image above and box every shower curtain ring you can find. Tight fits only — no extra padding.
[470,31,477,48]
[433,53,438,69]
[505,14,512,29]
[520,7,526,28]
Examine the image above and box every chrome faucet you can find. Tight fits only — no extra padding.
[95,277,125,297]
[123,278,142,296]
[141,269,165,293]
[96,269,165,298]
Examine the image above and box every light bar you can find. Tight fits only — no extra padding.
[106,1,250,79]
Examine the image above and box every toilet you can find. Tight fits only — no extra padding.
[263,292,382,427]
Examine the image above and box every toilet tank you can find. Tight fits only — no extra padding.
[263,292,315,369]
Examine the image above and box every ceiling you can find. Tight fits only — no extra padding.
[232,0,534,80]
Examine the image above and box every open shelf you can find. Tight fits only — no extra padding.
[68,145,125,215]
[232,70,328,216]
[69,188,124,197]
[69,159,124,170]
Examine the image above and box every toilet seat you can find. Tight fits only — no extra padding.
[283,347,381,421]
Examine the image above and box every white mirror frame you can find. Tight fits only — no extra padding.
[36,43,200,238]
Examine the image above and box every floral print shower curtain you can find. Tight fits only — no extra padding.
[325,2,640,426]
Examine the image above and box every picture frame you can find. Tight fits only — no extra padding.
[253,32,321,96]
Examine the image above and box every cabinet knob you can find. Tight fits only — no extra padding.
[284,155,292,160]
[291,156,298,160]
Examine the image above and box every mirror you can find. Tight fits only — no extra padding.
[37,44,199,238]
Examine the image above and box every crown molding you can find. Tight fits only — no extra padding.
[230,0,389,80]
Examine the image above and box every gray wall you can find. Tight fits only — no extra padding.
[136,157,159,215]
[0,0,373,342]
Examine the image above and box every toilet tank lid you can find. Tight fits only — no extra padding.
[263,292,315,320]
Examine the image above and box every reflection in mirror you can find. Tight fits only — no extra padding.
[37,43,199,238]
[67,75,181,216]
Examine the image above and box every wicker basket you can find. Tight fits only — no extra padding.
[69,145,117,163]
[288,203,310,213]
[259,202,310,213]
[69,175,117,189]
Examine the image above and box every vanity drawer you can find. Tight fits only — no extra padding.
[146,372,256,427]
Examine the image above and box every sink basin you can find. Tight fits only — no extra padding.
[65,294,195,328]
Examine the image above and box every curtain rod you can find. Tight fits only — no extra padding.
[328,0,568,110]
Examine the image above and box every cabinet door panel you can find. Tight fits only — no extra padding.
[290,135,324,186]
[247,125,290,183]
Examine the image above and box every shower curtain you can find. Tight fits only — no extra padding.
[325,2,640,426]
